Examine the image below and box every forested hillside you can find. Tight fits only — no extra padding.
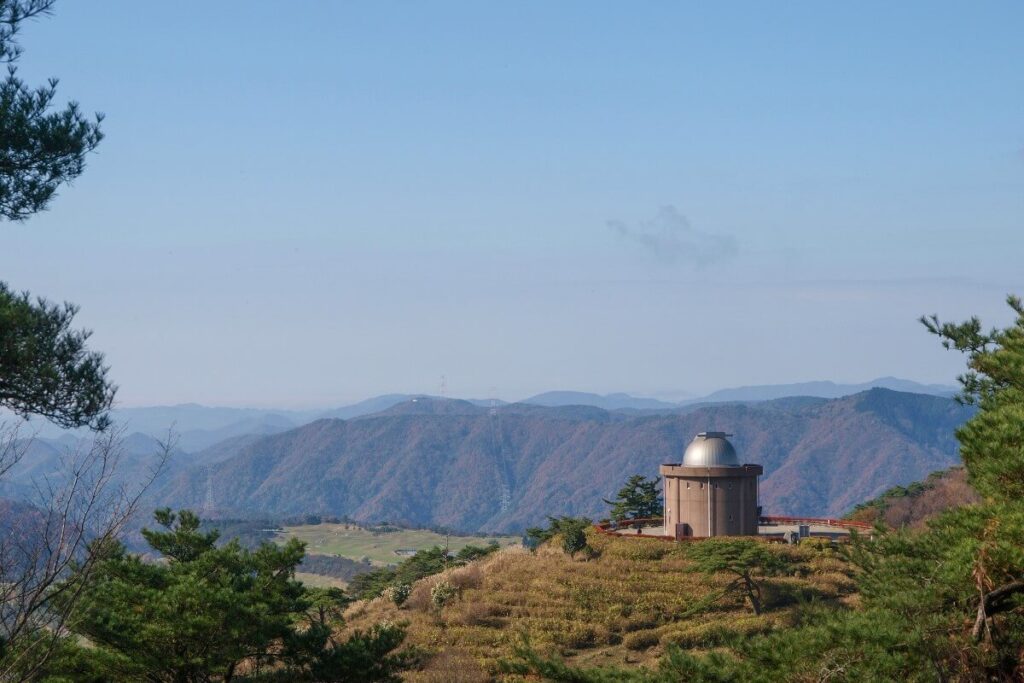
[846,466,980,529]
[152,389,971,532]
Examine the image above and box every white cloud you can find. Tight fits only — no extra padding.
[608,205,738,267]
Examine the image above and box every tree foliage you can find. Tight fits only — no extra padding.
[603,474,662,522]
[0,1,114,431]
[51,508,413,682]
[525,516,592,558]
[685,538,789,615]
[0,282,116,429]
[1,0,104,221]
[347,542,499,601]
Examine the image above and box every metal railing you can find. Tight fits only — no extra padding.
[591,514,872,542]
[759,515,873,531]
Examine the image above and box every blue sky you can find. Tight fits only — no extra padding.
[3,2,1023,407]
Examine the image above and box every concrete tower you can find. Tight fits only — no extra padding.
[660,432,762,538]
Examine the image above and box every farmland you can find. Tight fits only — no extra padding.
[276,523,520,567]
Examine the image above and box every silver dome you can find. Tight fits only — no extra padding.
[682,432,739,467]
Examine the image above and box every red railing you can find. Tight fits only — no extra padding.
[759,515,873,531]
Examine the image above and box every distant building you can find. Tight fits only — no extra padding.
[660,432,762,538]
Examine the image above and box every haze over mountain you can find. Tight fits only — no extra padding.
[692,376,956,404]
[148,388,971,533]
[524,377,955,411]
[523,392,678,411]
[12,376,955,454]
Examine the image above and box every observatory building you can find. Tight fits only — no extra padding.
[660,432,762,538]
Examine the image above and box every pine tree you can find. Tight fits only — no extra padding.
[1,1,104,221]
[685,538,789,615]
[604,474,662,521]
[52,509,413,682]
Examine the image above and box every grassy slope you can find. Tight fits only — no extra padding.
[341,531,858,682]
[277,523,519,567]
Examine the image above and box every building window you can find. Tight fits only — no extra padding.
[685,482,690,489]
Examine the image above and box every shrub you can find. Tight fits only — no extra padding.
[622,613,661,632]
[431,580,459,610]
[623,629,660,651]
[525,516,592,549]
[552,622,599,649]
[382,583,411,607]
[761,579,823,610]
[562,526,588,558]
[659,622,736,649]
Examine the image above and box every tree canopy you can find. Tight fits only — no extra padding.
[0,2,113,430]
[348,541,500,601]
[525,515,593,558]
[0,282,115,429]
[1,0,104,221]
[52,508,413,682]
[603,474,662,521]
[685,538,789,615]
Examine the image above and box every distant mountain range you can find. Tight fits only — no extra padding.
[690,377,956,404]
[143,388,971,533]
[12,377,955,452]
[523,391,679,411]
[522,377,956,411]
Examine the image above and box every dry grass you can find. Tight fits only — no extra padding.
[340,533,854,680]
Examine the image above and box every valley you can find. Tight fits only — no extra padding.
[278,523,519,567]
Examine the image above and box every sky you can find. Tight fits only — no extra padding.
[3,2,1023,408]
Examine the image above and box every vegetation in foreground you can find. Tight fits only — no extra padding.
[40,509,415,682]
[340,528,856,681]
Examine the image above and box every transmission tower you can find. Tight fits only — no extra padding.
[203,466,215,513]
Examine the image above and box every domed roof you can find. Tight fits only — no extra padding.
[682,432,739,467]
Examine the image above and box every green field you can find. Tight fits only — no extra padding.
[277,523,520,567]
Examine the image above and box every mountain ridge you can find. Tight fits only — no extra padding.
[149,389,972,533]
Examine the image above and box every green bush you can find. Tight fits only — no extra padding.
[383,583,412,607]
[430,580,459,610]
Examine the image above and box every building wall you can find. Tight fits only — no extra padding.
[660,464,762,537]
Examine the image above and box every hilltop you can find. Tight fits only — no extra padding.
[340,529,857,681]
[151,388,972,532]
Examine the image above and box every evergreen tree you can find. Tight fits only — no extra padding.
[685,538,789,615]
[1,0,104,221]
[524,516,592,558]
[54,509,413,682]
[0,282,115,429]
[525,516,593,546]
[603,474,662,521]
[0,2,114,430]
